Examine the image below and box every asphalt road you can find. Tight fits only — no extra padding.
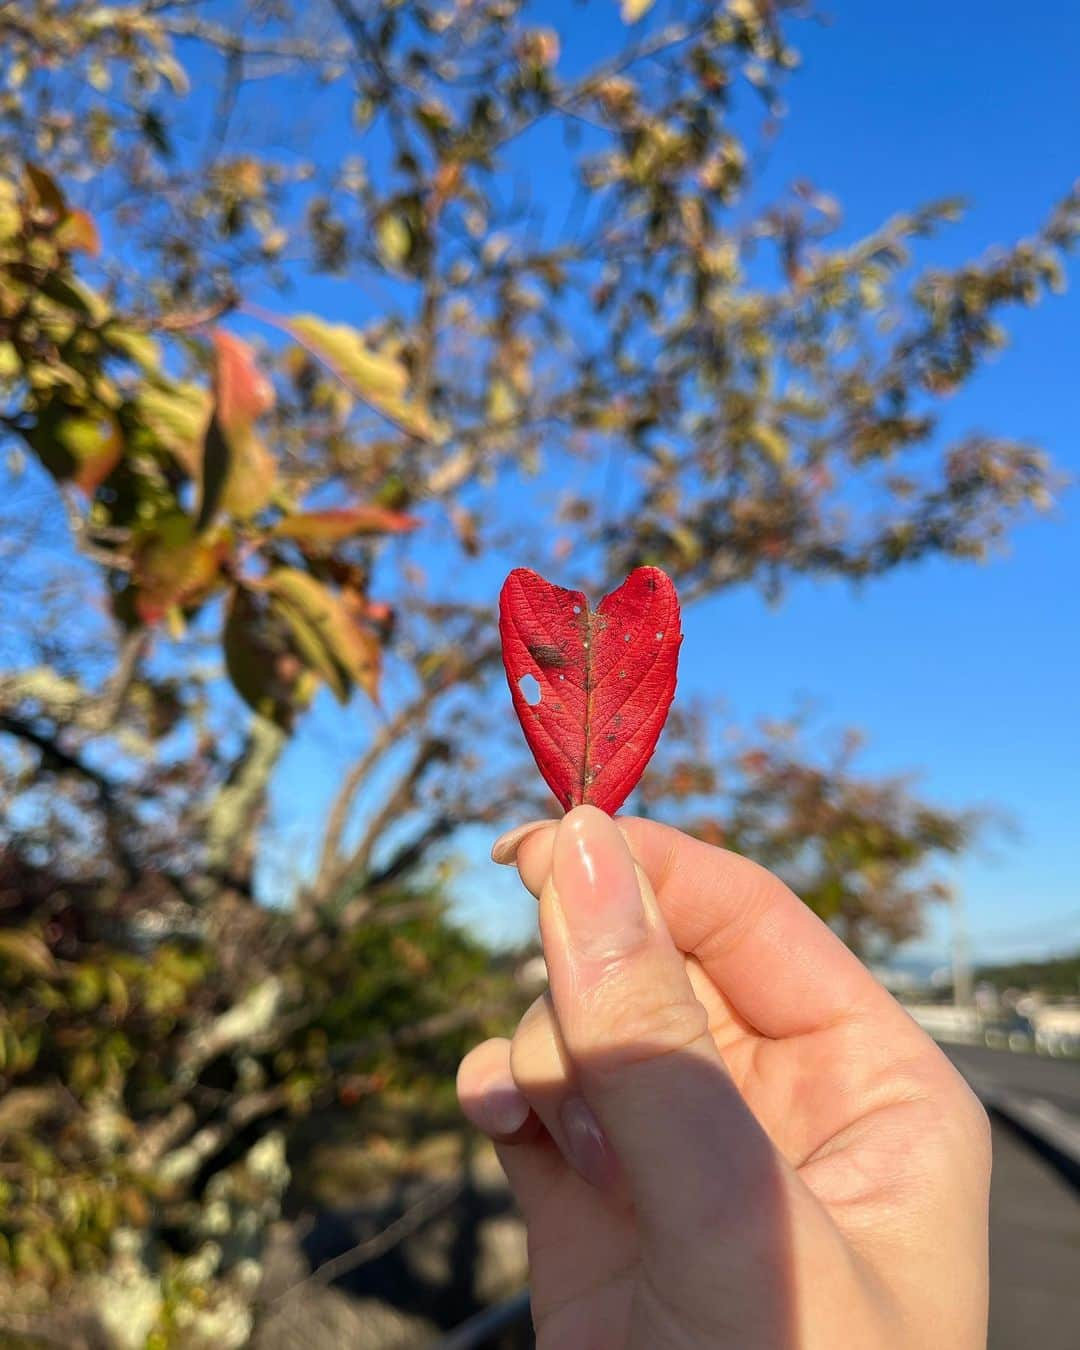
[945,1042,1080,1118]
[943,1045,1080,1350]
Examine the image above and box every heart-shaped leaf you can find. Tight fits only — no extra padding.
[499,566,681,814]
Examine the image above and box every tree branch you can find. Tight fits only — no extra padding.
[320,735,451,904]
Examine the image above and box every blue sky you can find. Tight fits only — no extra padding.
[438,0,1080,962]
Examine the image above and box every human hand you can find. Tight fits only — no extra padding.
[457,806,990,1349]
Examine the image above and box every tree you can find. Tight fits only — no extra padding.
[0,1,1075,1342]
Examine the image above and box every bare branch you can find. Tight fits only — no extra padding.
[320,735,451,904]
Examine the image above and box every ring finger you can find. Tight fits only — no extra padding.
[510,992,621,1191]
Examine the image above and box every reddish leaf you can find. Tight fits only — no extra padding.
[27,406,122,494]
[197,331,276,526]
[499,566,682,814]
[132,517,230,624]
[213,330,274,428]
[271,505,421,544]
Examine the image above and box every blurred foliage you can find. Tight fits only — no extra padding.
[975,952,1080,997]
[0,0,1076,1343]
[642,708,981,958]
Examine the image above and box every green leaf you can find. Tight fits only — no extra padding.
[135,380,211,478]
[619,0,655,22]
[133,515,229,624]
[223,587,297,729]
[283,314,445,442]
[749,423,789,466]
[487,376,517,424]
[0,930,59,979]
[25,404,123,493]
[267,568,381,703]
[107,325,162,374]
[376,211,413,270]
[0,178,22,241]
[36,273,110,323]
[0,341,21,382]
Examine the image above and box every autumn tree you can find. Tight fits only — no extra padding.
[0,1,1075,1342]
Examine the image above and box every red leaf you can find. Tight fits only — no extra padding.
[197,330,276,527]
[212,330,275,430]
[499,566,682,815]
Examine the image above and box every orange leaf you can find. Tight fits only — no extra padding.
[56,208,101,256]
[133,518,230,624]
[213,330,275,428]
[272,505,421,544]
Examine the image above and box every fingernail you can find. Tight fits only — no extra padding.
[551,805,647,958]
[476,1074,531,1138]
[492,820,554,864]
[560,1095,618,1189]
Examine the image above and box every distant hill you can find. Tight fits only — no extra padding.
[975,950,1080,997]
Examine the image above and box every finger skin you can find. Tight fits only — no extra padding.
[456,1037,536,1142]
[485,814,992,1350]
[509,993,625,1191]
[508,995,577,1160]
[457,1037,567,1218]
[512,814,915,1040]
[538,806,799,1243]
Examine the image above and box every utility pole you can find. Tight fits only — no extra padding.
[951,891,973,1008]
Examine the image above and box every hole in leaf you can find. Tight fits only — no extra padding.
[655,631,663,640]
[518,672,541,706]
[559,674,565,681]
[624,633,631,642]
[572,604,582,614]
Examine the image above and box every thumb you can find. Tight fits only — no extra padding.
[539,805,780,1238]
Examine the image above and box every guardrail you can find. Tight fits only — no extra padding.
[905,1004,1080,1058]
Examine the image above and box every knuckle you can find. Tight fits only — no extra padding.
[508,995,563,1093]
[575,977,711,1071]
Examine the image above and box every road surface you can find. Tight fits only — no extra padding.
[945,1042,1080,1117]
[944,1045,1080,1350]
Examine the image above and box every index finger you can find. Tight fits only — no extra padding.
[502,816,903,1040]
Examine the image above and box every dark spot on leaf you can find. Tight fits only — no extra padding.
[527,642,567,668]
